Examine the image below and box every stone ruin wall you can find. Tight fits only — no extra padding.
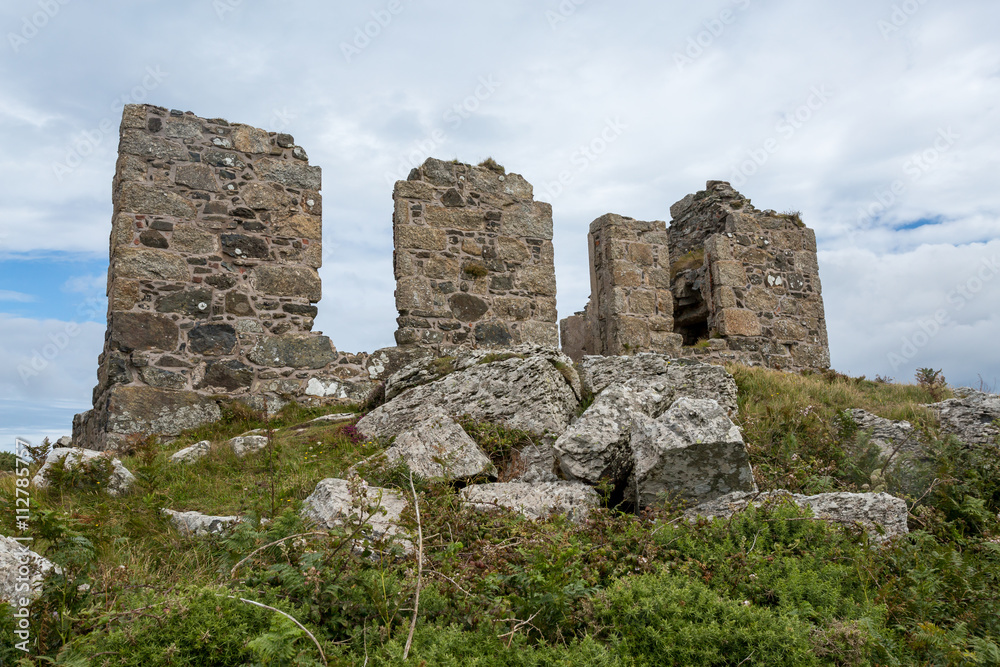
[562,181,830,372]
[74,106,830,450]
[392,158,558,350]
[74,105,386,451]
[560,214,683,358]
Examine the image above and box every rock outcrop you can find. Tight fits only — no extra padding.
[384,410,495,482]
[929,389,1000,447]
[0,536,57,605]
[32,448,135,496]
[687,490,909,544]
[357,347,580,442]
[848,409,922,469]
[461,481,599,523]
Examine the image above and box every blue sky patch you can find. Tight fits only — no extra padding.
[0,252,107,323]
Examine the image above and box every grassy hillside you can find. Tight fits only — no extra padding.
[2,366,999,666]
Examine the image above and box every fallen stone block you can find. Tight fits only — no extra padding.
[686,490,909,544]
[301,478,408,544]
[31,448,136,496]
[384,410,495,482]
[580,354,738,416]
[229,435,270,458]
[169,440,211,464]
[162,509,242,536]
[628,397,757,508]
[461,481,599,523]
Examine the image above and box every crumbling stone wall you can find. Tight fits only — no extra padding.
[562,181,829,372]
[392,158,558,350]
[669,181,829,370]
[560,214,682,358]
[74,104,382,450]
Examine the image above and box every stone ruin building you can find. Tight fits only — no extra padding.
[392,158,558,350]
[73,105,829,450]
[561,181,830,370]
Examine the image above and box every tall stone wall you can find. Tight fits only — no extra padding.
[562,181,829,372]
[392,158,558,350]
[560,214,682,358]
[668,181,829,370]
[74,104,381,451]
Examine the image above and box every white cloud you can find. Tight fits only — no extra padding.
[0,289,35,302]
[0,0,997,441]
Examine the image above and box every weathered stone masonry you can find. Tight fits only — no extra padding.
[392,158,559,350]
[562,181,829,371]
[75,105,830,449]
[560,214,683,358]
[74,104,386,450]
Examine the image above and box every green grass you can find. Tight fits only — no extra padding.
[670,248,706,280]
[3,367,998,665]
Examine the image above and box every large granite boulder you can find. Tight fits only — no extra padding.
[579,354,738,416]
[0,535,57,604]
[628,398,756,508]
[461,481,599,523]
[554,383,646,485]
[687,490,909,545]
[302,478,408,543]
[928,389,1000,446]
[357,347,580,443]
[384,409,495,482]
[32,448,136,496]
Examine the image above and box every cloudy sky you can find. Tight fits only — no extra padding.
[1,0,998,448]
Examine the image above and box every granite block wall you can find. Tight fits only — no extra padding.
[562,181,829,372]
[74,105,385,450]
[668,181,829,370]
[392,158,558,350]
[561,214,682,358]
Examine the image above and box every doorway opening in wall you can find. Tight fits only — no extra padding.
[675,312,709,346]
[672,270,710,346]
